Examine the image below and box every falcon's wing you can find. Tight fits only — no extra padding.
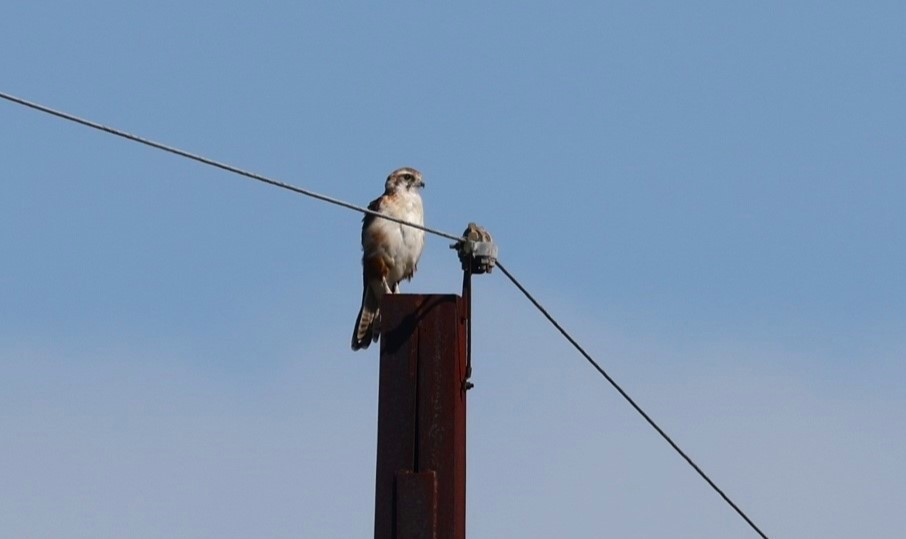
[361,195,385,232]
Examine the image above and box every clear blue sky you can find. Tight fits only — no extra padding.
[2,2,904,537]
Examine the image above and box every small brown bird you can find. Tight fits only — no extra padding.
[351,167,426,350]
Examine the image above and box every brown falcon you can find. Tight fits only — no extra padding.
[351,167,426,350]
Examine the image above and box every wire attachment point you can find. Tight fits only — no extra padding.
[451,223,497,274]
[453,223,496,393]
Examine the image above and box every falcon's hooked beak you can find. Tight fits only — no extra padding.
[417,178,426,188]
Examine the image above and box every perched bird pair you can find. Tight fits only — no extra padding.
[351,167,426,351]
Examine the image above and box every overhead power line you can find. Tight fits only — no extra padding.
[0,90,769,538]
[0,92,462,243]
[495,261,769,538]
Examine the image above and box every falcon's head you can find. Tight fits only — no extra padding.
[385,167,425,193]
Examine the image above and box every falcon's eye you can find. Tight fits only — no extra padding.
[403,174,413,181]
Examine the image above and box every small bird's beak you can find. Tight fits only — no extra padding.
[418,178,426,188]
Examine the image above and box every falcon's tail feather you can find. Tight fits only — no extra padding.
[351,286,381,351]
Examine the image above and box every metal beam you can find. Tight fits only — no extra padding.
[374,294,467,539]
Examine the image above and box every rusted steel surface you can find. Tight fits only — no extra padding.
[395,471,438,539]
[374,294,467,539]
[374,295,420,539]
[416,296,467,538]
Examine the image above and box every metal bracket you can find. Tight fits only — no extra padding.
[451,223,497,392]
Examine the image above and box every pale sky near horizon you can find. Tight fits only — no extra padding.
[2,2,905,537]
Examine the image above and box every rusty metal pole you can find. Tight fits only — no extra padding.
[374,294,468,539]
